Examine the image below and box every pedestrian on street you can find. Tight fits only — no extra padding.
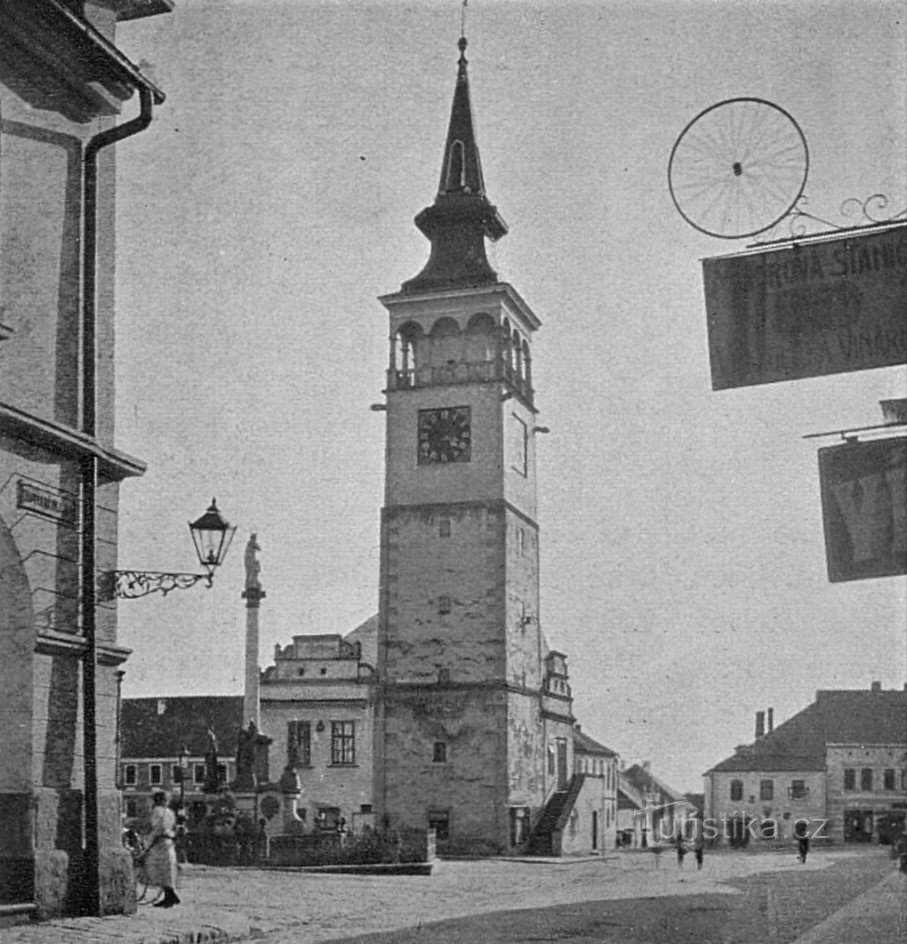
[144,790,181,907]
[675,832,687,869]
[794,819,810,864]
[692,813,705,870]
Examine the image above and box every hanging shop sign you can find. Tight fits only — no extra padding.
[818,435,907,582]
[702,223,907,390]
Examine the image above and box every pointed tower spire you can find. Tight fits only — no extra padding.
[402,37,508,294]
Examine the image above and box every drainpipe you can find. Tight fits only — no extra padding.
[80,86,154,917]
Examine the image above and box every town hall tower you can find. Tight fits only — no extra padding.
[375,38,575,852]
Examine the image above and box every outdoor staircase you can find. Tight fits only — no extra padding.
[527,774,586,855]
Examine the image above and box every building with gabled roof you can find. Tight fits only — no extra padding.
[704,682,907,844]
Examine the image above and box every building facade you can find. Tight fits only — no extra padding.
[705,684,907,844]
[260,617,378,832]
[0,0,170,919]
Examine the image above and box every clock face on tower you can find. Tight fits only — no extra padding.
[418,406,472,464]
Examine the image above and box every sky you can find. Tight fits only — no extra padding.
[112,0,907,793]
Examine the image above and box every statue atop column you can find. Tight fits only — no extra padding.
[244,533,262,592]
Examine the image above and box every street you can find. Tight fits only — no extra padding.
[2,846,903,944]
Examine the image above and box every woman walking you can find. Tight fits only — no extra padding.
[144,790,180,907]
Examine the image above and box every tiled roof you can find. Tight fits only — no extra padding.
[706,688,907,774]
[573,727,617,757]
[121,695,243,759]
[622,764,684,802]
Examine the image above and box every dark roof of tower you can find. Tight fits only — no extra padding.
[706,687,907,774]
[401,37,508,295]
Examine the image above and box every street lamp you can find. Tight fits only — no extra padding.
[82,500,236,915]
[100,498,237,599]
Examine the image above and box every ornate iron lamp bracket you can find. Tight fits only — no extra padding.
[99,569,213,601]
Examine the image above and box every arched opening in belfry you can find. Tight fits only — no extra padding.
[429,316,461,367]
[392,322,424,387]
[465,312,497,367]
[521,339,532,390]
[501,318,513,374]
[445,139,466,191]
[512,328,523,380]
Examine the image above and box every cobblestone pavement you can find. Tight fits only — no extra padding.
[0,846,900,944]
[319,847,902,944]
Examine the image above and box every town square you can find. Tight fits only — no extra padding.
[0,0,904,942]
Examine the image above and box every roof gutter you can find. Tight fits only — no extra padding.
[44,0,166,104]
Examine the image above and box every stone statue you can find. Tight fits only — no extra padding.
[235,720,258,791]
[244,533,262,592]
[203,727,220,793]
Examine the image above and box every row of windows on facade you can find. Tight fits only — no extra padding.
[122,762,227,788]
[729,768,906,801]
[433,517,533,550]
[842,767,905,791]
[576,755,615,788]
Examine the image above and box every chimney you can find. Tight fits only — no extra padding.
[767,707,774,733]
[871,681,882,693]
[755,711,765,739]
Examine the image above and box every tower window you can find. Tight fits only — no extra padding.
[433,742,448,763]
[439,595,452,615]
[439,519,451,538]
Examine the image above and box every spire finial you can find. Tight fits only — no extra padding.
[460,0,467,41]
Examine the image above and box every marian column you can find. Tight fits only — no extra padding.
[242,533,265,727]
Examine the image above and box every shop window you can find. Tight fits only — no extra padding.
[759,779,773,801]
[843,768,855,790]
[331,721,356,766]
[730,779,743,801]
[433,742,447,763]
[428,809,450,841]
[860,768,873,791]
[124,797,138,818]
